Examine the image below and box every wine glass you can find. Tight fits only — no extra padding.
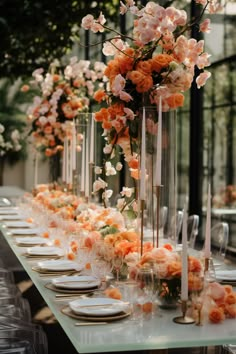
[112,255,124,282]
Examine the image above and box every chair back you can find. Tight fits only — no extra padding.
[187,214,199,249]
[210,222,229,260]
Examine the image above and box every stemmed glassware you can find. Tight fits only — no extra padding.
[112,255,124,282]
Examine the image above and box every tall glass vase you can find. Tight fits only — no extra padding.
[138,107,178,248]
[75,113,96,200]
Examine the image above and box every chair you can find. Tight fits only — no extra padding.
[222,345,236,354]
[187,214,199,249]
[210,222,229,261]
[168,210,183,245]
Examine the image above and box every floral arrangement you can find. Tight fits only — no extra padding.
[213,185,236,208]
[0,123,23,157]
[129,244,204,305]
[192,282,236,324]
[24,57,107,156]
[81,0,220,176]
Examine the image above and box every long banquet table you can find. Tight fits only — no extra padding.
[0,213,236,353]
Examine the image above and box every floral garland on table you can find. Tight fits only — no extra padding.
[81,0,221,206]
[24,57,107,157]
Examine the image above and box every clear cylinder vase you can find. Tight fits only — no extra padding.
[138,107,178,248]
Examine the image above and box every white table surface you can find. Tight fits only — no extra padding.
[1,221,236,353]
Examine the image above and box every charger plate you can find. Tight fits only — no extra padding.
[61,305,131,322]
[31,266,80,275]
[45,282,99,294]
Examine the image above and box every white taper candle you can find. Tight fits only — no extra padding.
[204,183,211,259]
[80,135,85,192]
[181,207,188,301]
[155,96,162,186]
[89,114,95,164]
[85,136,89,198]
[140,107,146,200]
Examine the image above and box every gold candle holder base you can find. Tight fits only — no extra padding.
[173,300,195,325]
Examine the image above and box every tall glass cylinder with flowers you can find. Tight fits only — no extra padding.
[81,0,216,234]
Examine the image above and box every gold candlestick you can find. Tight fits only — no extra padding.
[173,300,195,324]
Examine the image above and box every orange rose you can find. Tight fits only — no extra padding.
[225,293,236,305]
[166,93,184,109]
[104,287,122,300]
[127,159,138,170]
[208,307,225,323]
[225,304,236,318]
[136,60,152,75]
[94,108,110,122]
[136,75,153,93]
[166,261,182,277]
[94,89,107,103]
[151,54,173,72]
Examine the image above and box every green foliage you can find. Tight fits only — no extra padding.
[0,0,120,78]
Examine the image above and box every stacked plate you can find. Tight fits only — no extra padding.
[3,220,34,228]
[24,246,64,259]
[32,259,82,275]
[47,275,101,295]
[63,297,131,322]
[215,269,236,284]
[15,236,48,247]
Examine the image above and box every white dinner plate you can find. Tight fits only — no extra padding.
[26,246,64,257]
[15,237,47,246]
[0,214,23,220]
[4,221,34,228]
[215,270,236,281]
[37,259,81,272]
[52,275,100,289]
[10,228,41,235]
[0,209,19,215]
[69,297,129,317]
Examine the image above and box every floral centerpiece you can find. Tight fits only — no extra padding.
[81,0,221,212]
[24,57,107,157]
[81,0,219,183]
[128,244,204,307]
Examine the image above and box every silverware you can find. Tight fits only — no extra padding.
[75,322,108,326]
[55,293,84,298]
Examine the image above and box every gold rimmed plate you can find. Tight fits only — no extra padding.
[45,282,99,294]
[61,305,131,322]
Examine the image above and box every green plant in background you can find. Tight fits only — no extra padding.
[0,78,30,184]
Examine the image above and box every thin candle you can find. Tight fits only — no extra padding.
[140,107,146,200]
[85,136,89,198]
[68,138,72,185]
[204,183,211,259]
[34,152,38,187]
[72,123,76,170]
[89,114,95,164]
[62,140,66,183]
[64,136,69,184]
[80,135,85,192]
[155,96,162,186]
[181,207,188,301]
